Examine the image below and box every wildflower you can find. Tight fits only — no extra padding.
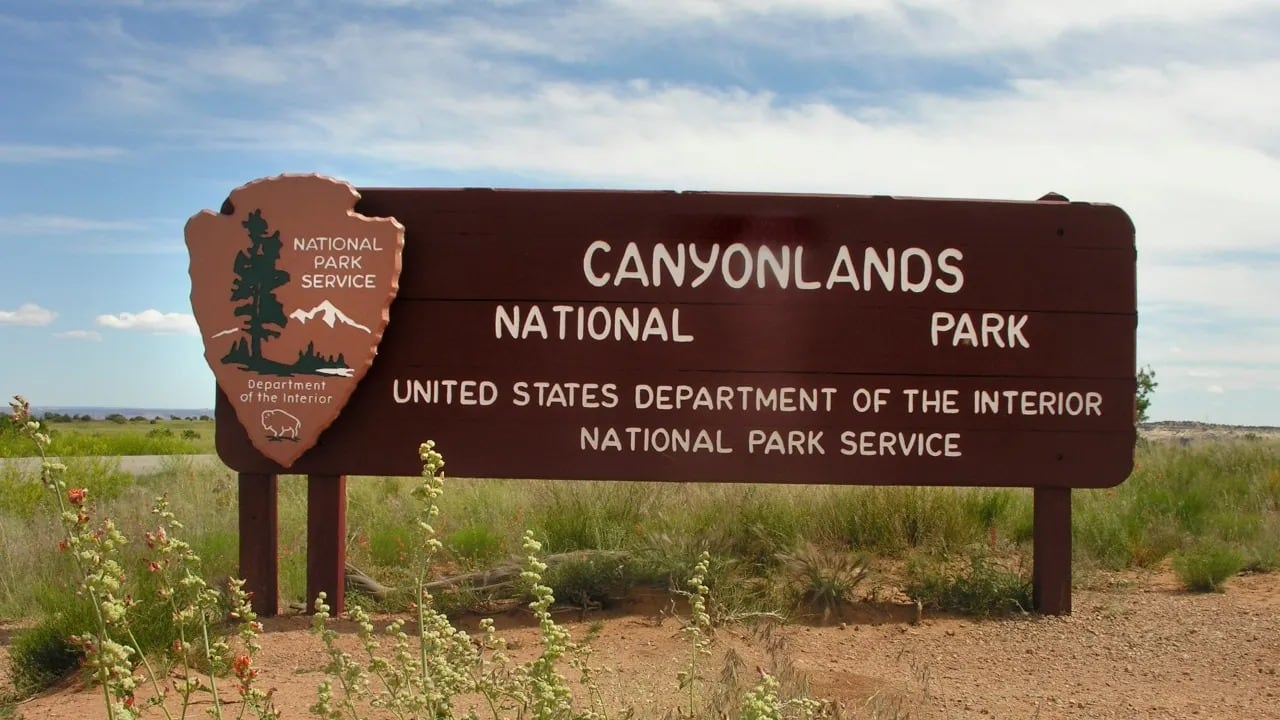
[68,487,88,505]
[232,653,257,684]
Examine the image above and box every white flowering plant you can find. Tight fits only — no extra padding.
[7,395,278,720]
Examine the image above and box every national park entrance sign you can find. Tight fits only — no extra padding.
[187,175,1137,617]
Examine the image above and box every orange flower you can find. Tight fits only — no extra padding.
[67,488,87,505]
[232,653,255,682]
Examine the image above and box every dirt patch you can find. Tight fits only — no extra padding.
[5,570,1279,719]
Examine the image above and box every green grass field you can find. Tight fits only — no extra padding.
[1,435,1276,624]
[0,418,216,457]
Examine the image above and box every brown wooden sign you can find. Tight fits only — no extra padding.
[187,175,404,467]
[212,187,1136,488]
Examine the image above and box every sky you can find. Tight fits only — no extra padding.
[0,0,1277,424]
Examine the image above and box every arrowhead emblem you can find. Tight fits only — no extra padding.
[185,174,404,467]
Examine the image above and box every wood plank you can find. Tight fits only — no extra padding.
[306,474,347,615]
[237,473,278,617]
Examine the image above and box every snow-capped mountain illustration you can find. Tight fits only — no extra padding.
[289,300,371,333]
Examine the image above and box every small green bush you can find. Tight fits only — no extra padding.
[542,551,651,609]
[906,547,1032,616]
[445,524,505,565]
[7,609,85,692]
[1172,542,1244,592]
[775,543,869,622]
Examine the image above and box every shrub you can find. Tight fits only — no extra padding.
[1172,541,1244,592]
[5,396,276,717]
[906,547,1032,616]
[775,543,870,622]
[7,607,85,692]
[542,551,649,609]
[445,524,505,566]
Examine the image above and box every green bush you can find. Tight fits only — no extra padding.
[825,486,979,555]
[7,608,85,692]
[445,524,505,565]
[906,547,1032,616]
[775,543,870,622]
[1173,542,1244,592]
[541,551,652,609]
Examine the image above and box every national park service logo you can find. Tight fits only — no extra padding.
[185,174,404,467]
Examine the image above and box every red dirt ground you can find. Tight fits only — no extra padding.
[4,568,1278,719]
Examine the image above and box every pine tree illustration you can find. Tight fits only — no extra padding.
[227,210,291,368]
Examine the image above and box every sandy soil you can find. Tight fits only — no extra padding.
[4,569,1279,719]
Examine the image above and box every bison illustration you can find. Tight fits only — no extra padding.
[261,408,302,441]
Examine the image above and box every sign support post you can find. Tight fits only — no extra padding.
[1032,487,1072,615]
[307,474,347,614]
[237,473,279,617]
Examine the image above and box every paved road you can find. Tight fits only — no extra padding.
[1,454,222,476]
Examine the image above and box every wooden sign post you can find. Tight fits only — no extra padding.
[193,180,1136,617]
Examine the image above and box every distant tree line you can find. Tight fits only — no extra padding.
[38,412,93,422]
[35,412,212,424]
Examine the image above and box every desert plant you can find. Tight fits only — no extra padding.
[5,396,277,719]
[542,551,649,610]
[445,524,506,566]
[309,442,606,720]
[775,543,869,622]
[7,596,89,693]
[1172,541,1244,592]
[905,546,1032,616]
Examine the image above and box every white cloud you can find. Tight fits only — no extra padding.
[54,330,103,342]
[95,310,199,335]
[0,303,57,327]
[9,1,1280,422]
[600,0,1280,55]
[1207,384,1226,394]
[0,144,125,163]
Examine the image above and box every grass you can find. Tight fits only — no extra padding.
[3,437,1277,622]
[905,546,1033,616]
[1,414,1278,719]
[1172,541,1245,592]
[0,418,215,457]
[3,432,1279,703]
[1074,438,1280,575]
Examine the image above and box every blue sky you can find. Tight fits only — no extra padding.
[1,0,1278,424]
